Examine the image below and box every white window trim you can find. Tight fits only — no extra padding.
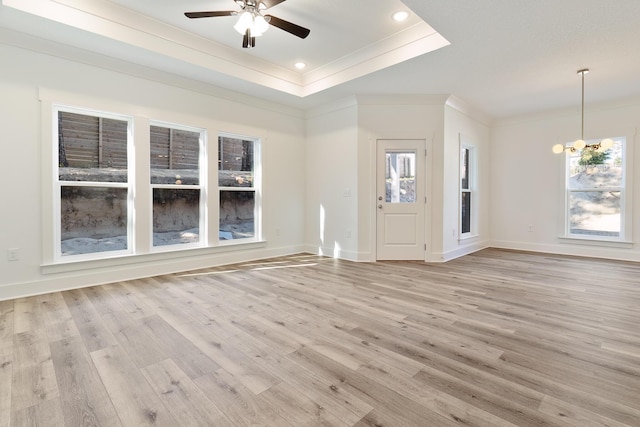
[459,134,478,241]
[560,135,633,245]
[217,132,263,245]
[149,120,208,252]
[52,104,135,262]
[39,88,266,273]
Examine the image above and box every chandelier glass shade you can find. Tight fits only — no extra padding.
[552,69,613,155]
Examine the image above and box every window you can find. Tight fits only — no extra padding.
[56,108,132,257]
[150,123,205,248]
[46,96,265,266]
[459,139,476,238]
[565,137,627,240]
[218,134,260,241]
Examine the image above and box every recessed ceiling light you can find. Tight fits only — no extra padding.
[294,62,306,70]
[392,10,409,22]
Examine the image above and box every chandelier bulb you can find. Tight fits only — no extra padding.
[573,140,586,150]
[600,138,614,150]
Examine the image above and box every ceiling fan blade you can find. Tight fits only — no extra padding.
[185,11,236,19]
[265,15,310,39]
[260,0,286,9]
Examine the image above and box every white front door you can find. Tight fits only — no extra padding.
[376,139,426,260]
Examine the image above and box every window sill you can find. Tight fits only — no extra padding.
[558,236,633,249]
[41,240,267,275]
[459,233,479,242]
[217,237,261,247]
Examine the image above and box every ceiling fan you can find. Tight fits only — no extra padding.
[185,0,310,48]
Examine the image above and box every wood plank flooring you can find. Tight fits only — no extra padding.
[1,248,639,426]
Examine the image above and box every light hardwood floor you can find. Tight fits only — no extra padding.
[1,248,639,426]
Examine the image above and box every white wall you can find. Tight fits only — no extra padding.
[305,96,449,263]
[304,95,490,263]
[304,99,359,260]
[491,98,640,261]
[4,37,638,302]
[356,96,446,261]
[0,43,306,300]
[441,99,491,261]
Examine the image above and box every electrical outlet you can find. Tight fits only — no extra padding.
[7,248,19,261]
[346,229,352,239]
[527,225,534,232]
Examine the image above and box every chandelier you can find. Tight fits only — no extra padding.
[552,69,614,154]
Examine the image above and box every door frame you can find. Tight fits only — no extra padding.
[373,137,432,261]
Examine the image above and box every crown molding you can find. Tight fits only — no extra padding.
[2,0,449,98]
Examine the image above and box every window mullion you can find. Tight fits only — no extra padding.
[134,117,151,254]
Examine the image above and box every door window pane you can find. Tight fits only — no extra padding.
[385,151,416,203]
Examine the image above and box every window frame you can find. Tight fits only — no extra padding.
[561,136,632,244]
[217,132,262,245]
[53,104,134,261]
[41,90,267,271]
[149,120,207,252]
[459,136,477,240]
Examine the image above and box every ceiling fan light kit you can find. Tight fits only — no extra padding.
[234,11,269,36]
[552,68,614,155]
[185,0,310,48]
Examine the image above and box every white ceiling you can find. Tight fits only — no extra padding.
[109,0,429,70]
[2,0,640,119]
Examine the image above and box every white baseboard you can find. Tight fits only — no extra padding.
[303,244,373,262]
[0,244,306,301]
[430,239,490,263]
[491,240,640,262]
[5,239,634,301]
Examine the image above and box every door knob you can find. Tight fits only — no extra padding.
[378,204,383,209]
[378,196,383,201]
